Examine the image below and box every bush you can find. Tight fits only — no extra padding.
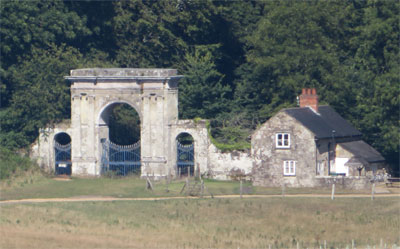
[206,120,251,152]
[0,146,38,179]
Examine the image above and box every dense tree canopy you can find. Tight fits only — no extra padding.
[0,0,398,172]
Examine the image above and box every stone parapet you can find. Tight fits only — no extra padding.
[70,68,179,77]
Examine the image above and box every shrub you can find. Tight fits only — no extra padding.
[0,146,38,179]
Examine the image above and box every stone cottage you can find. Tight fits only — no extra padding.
[251,88,385,189]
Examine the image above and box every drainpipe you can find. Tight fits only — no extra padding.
[331,130,336,176]
[314,138,318,175]
[328,142,331,175]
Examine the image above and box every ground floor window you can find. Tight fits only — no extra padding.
[283,160,296,176]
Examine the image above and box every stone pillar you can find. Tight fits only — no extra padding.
[140,85,168,179]
[71,94,82,175]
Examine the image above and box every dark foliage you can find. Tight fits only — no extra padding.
[0,0,398,173]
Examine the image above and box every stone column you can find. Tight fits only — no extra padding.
[71,95,82,175]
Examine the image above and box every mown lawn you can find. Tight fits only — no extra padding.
[0,198,399,248]
[0,174,373,201]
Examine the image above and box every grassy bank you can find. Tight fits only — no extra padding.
[1,198,399,248]
[0,176,376,201]
[0,146,40,180]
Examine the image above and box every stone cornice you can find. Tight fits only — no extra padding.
[64,76,184,83]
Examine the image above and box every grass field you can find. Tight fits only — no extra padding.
[1,175,399,248]
[0,174,378,201]
[1,198,399,248]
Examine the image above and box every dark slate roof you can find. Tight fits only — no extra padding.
[340,140,385,163]
[284,105,362,139]
[345,156,368,167]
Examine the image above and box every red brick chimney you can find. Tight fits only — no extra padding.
[299,88,318,112]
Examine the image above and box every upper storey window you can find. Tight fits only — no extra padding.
[276,133,290,148]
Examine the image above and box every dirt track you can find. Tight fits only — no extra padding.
[1,193,399,205]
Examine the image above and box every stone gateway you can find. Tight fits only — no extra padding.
[31,69,385,189]
[31,68,253,179]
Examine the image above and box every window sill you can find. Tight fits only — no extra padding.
[275,147,291,150]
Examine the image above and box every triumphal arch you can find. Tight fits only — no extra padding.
[32,68,213,179]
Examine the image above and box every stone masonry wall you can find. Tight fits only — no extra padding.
[207,144,254,180]
[251,111,317,188]
[30,121,73,173]
[169,120,209,177]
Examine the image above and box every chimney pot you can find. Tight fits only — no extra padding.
[312,88,316,95]
[299,88,319,112]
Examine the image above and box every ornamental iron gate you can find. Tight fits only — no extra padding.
[101,140,141,176]
[54,142,72,175]
[177,142,194,176]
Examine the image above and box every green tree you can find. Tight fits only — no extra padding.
[0,0,91,107]
[349,0,400,170]
[178,50,230,119]
[234,1,351,122]
[112,0,224,68]
[0,44,113,149]
[0,45,82,148]
[109,104,141,145]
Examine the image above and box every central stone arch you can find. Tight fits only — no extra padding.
[65,68,184,177]
[97,101,141,175]
[32,68,214,179]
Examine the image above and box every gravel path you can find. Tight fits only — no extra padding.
[1,193,399,205]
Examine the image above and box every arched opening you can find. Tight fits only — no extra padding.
[99,103,141,176]
[54,132,72,175]
[176,133,194,177]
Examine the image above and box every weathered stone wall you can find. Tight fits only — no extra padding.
[315,176,371,190]
[71,84,143,176]
[30,121,73,173]
[169,120,209,177]
[207,144,254,180]
[251,111,318,188]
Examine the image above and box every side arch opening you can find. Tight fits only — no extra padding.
[54,132,72,175]
[176,132,194,177]
[99,103,141,176]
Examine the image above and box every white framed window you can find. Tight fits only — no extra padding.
[283,160,296,176]
[276,133,290,148]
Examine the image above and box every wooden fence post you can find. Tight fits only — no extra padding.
[371,183,376,200]
[146,177,153,191]
[186,177,190,195]
[331,183,335,200]
[201,180,204,198]
[165,175,169,193]
[240,179,243,199]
